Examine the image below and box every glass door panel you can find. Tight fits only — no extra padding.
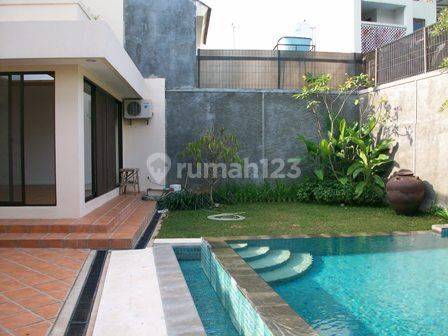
[23,74,56,205]
[10,75,23,204]
[0,76,9,203]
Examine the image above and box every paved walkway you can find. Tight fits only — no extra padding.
[0,248,89,336]
[91,248,167,336]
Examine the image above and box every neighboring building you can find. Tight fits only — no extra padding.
[124,0,211,89]
[298,0,436,53]
[360,0,437,52]
[0,0,209,219]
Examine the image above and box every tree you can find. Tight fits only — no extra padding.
[183,127,241,204]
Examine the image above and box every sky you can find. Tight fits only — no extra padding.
[204,0,316,49]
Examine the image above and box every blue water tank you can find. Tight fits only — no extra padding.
[277,37,312,51]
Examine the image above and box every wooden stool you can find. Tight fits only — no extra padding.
[119,168,140,194]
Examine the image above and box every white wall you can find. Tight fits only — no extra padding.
[0,0,125,45]
[123,78,166,192]
[360,69,448,207]
[0,65,84,218]
[0,64,129,218]
[0,1,90,21]
[82,0,124,45]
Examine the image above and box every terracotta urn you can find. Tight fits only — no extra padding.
[386,169,425,216]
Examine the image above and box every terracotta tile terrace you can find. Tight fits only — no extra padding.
[0,248,90,336]
[0,194,156,250]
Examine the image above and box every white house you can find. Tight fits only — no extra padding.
[298,0,436,53]
[0,0,209,219]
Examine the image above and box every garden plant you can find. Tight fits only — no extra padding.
[182,127,241,204]
[292,73,393,198]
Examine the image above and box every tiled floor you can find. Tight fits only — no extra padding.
[0,195,156,249]
[0,248,90,336]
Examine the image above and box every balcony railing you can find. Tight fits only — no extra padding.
[361,22,407,53]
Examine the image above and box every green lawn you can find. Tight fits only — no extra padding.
[157,203,443,238]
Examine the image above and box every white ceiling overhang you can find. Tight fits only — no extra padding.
[0,20,148,99]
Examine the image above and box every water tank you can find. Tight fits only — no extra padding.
[276,37,312,51]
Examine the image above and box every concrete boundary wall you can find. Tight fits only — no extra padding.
[165,89,357,186]
[360,70,448,207]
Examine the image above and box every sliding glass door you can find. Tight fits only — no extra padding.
[84,79,122,201]
[0,73,56,206]
[0,75,10,204]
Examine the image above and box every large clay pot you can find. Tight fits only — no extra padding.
[386,169,425,216]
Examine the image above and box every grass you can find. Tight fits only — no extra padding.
[157,203,443,238]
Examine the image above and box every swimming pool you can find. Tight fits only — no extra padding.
[175,252,239,335]
[231,233,448,336]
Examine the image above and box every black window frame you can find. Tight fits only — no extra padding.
[84,78,123,203]
[0,71,56,207]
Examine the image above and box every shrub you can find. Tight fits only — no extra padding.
[214,181,306,204]
[158,190,211,211]
[312,180,385,206]
[159,178,385,211]
[296,178,317,202]
[313,180,355,204]
[354,186,385,206]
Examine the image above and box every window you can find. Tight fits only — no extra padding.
[84,82,94,200]
[413,18,425,32]
[0,73,56,206]
[84,79,122,201]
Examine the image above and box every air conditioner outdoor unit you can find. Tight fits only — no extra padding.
[124,99,153,121]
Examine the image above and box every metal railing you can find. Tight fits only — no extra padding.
[363,23,448,85]
[197,49,363,90]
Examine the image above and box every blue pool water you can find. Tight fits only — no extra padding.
[238,234,448,336]
[178,259,239,336]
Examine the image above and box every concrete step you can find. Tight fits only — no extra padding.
[432,224,448,237]
[248,250,291,272]
[228,243,248,250]
[236,246,270,261]
[259,253,312,284]
[0,200,156,249]
[0,194,141,233]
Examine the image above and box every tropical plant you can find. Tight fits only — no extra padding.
[430,8,448,38]
[182,127,241,204]
[430,8,448,111]
[434,207,448,221]
[293,73,393,197]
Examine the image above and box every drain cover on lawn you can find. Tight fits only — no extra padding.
[207,213,246,221]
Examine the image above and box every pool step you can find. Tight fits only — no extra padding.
[236,246,270,261]
[259,253,312,283]
[228,243,248,250]
[432,224,448,237]
[248,250,291,272]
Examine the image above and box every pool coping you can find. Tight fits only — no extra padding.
[204,229,435,242]
[153,243,207,336]
[204,237,318,336]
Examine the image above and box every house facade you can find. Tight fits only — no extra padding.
[302,0,436,53]
[0,0,209,219]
